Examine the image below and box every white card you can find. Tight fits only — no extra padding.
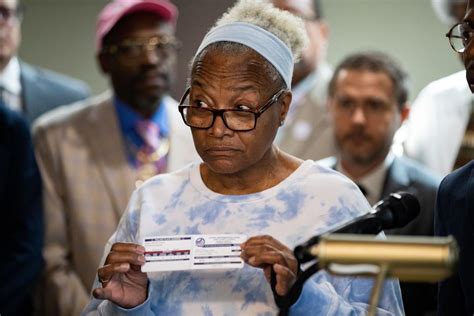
[142,234,247,272]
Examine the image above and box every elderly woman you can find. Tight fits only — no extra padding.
[83,0,403,315]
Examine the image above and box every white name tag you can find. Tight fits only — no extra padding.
[142,234,247,272]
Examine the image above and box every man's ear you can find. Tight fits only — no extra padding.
[279,90,292,124]
[97,53,111,74]
[400,103,410,123]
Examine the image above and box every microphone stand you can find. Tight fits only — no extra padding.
[367,264,389,316]
[275,259,389,316]
[277,234,458,315]
[274,258,390,315]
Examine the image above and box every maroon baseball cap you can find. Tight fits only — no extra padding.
[96,0,178,53]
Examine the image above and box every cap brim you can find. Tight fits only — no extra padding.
[97,0,177,52]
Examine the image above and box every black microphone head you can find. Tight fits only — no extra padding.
[384,192,420,229]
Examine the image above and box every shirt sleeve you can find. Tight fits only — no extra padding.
[289,269,404,315]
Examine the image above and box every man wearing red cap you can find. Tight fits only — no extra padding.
[33,1,197,315]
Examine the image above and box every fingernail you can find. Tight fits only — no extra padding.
[136,246,145,254]
[249,256,256,264]
[120,263,129,269]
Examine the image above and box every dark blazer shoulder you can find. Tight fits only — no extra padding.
[392,156,442,187]
[20,61,91,124]
[439,161,474,197]
[436,160,473,232]
[384,156,441,236]
[21,62,90,96]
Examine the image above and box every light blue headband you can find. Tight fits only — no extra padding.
[195,22,294,89]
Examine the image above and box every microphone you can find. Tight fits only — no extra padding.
[294,192,420,263]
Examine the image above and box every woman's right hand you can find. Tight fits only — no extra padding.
[92,242,148,308]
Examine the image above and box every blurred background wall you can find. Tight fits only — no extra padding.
[19,0,463,102]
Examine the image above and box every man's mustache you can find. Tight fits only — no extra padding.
[342,130,372,142]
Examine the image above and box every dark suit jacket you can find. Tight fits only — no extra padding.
[382,157,441,237]
[319,156,442,316]
[0,104,43,315]
[383,157,441,316]
[435,160,474,316]
[20,61,90,125]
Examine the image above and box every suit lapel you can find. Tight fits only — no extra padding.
[382,157,412,199]
[19,62,39,124]
[82,96,135,219]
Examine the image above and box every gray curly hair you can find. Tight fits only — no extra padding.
[190,0,308,89]
[214,0,308,60]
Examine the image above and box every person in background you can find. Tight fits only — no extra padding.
[33,0,197,315]
[273,0,336,161]
[400,0,470,177]
[83,0,403,314]
[436,0,474,314]
[319,51,441,315]
[0,0,90,125]
[0,103,42,315]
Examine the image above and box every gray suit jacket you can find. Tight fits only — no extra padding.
[33,93,199,316]
[20,61,90,125]
[381,157,441,236]
[318,156,441,235]
[318,155,442,315]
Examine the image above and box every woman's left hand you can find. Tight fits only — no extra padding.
[240,235,298,296]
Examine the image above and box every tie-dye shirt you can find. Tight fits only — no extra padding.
[82,160,404,315]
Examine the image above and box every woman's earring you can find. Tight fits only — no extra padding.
[279,120,285,126]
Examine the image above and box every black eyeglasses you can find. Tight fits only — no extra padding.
[0,4,24,23]
[446,22,474,53]
[101,35,180,62]
[178,87,286,132]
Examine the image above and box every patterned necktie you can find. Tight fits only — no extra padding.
[136,120,160,153]
[135,120,169,184]
[453,100,474,170]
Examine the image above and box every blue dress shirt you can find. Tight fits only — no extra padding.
[113,96,169,165]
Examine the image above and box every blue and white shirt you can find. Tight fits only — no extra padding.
[83,160,404,315]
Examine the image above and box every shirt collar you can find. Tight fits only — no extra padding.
[0,56,21,95]
[337,151,395,206]
[113,96,169,137]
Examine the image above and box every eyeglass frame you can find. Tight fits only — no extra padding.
[446,22,474,53]
[100,35,181,59]
[178,87,287,132]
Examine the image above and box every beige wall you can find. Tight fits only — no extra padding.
[19,0,463,102]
